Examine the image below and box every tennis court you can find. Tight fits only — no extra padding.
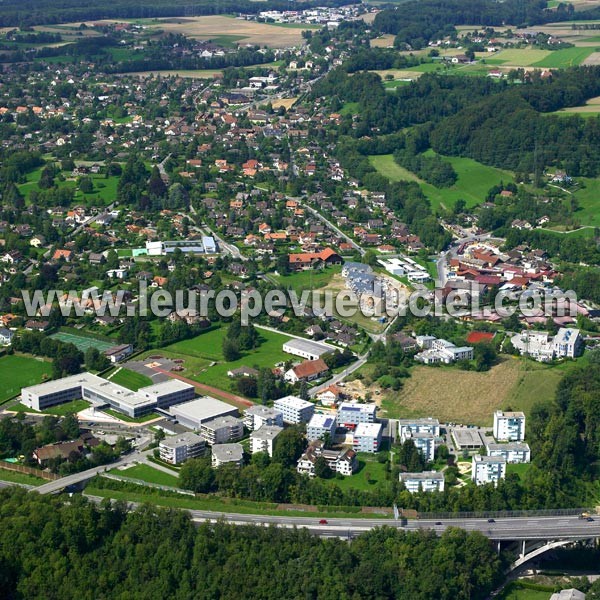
[50,331,114,353]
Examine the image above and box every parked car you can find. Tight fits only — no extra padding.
[319,519,328,525]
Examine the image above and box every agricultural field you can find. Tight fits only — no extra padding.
[97,15,315,48]
[0,355,53,403]
[369,153,515,210]
[485,48,552,67]
[533,46,596,67]
[105,368,153,391]
[380,357,572,426]
[370,34,395,48]
[271,98,298,110]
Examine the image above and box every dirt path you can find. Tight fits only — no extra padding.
[150,366,254,408]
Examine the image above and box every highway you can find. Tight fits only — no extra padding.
[81,493,600,542]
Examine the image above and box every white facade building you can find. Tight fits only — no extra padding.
[337,402,377,426]
[493,410,526,441]
[353,422,383,453]
[306,413,336,441]
[486,442,531,464]
[273,395,315,424]
[399,418,440,441]
[243,405,284,431]
[400,471,445,493]
[472,455,506,486]
[200,416,244,445]
[250,425,283,457]
[159,432,206,465]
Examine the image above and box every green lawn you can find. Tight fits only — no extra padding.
[533,46,596,68]
[489,48,552,67]
[165,327,294,391]
[43,399,90,416]
[340,102,360,115]
[274,265,342,294]
[110,463,178,487]
[497,582,552,600]
[0,467,45,486]
[0,355,53,403]
[102,409,161,423]
[506,463,532,480]
[572,177,600,227]
[504,358,586,417]
[87,482,390,519]
[370,152,515,210]
[333,454,390,491]
[106,368,153,391]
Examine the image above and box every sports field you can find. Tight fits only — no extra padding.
[0,355,53,402]
[50,331,114,353]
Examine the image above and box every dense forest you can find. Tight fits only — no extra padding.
[373,0,576,49]
[0,0,350,27]
[0,488,504,599]
[316,66,600,178]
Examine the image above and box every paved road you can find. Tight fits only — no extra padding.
[34,439,152,495]
[309,353,368,397]
[82,493,600,541]
[301,201,365,257]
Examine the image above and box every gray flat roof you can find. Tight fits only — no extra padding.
[486,442,530,452]
[251,425,283,441]
[170,396,238,422]
[282,338,333,356]
[398,418,440,427]
[212,443,244,462]
[244,405,283,418]
[400,471,444,481]
[354,422,382,436]
[338,402,377,413]
[138,379,195,397]
[307,413,336,429]
[452,428,484,447]
[160,432,204,449]
[201,415,241,430]
[474,455,506,464]
[274,395,314,410]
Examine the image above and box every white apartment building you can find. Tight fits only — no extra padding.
[273,395,315,424]
[200,415,244,445]
[399,418,440,441]
[407,432,437,462]
[306,413,336,441]
[250,425,284,457]
[553,328,583,358]
[472,455,506,486]
[493,410,526,441]
[159,432,206,465]
[243,405,284,431]
[353,422,383,453]
[336,402,377,425]
[486,442,531,464]
[296,440,357,477]
[400,471,445,493]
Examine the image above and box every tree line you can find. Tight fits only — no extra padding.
[0,487,505,599]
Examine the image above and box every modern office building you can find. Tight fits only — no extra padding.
[336,402,377,426]
[170,397,239,430]
[553,327,583,358]
[486,442,531,464]
[243,405,284,431]
[493,410,526,442]
[21,372,195,418]
[352,422,383,453]
[472,455,507,486]
[159,432,206,465]
[249,425,284,457]
[273,395,315,424]
[211,443,244,468]
[400,471,445,493]
[306,413,336,441]
[200,415,244,445]
[282,338,333,361]
[398,418,440,441]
